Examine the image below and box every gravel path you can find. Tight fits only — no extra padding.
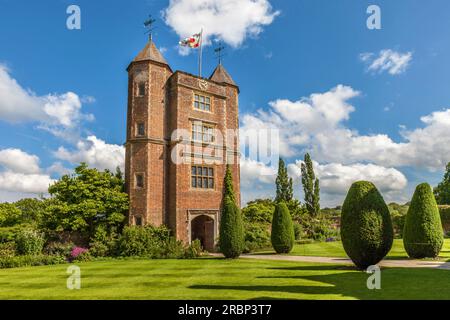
[210,253,450,270]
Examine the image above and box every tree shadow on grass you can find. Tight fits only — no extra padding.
[267,265,356,271]
[188,264,450,300]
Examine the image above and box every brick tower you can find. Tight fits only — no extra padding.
[125,38,240,251]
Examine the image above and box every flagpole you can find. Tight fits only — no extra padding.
[198,28,203,78]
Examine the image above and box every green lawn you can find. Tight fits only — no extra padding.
[1,257,450,300]
[256,239,450,261]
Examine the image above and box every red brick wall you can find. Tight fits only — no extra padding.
[126,64,240,244]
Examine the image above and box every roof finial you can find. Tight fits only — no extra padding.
[214,41,226,65]
[144,14,157,43]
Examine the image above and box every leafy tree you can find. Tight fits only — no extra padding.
[14,198,47,225]
[271,201,295,253]
[388,202,409,238]
[301,153,320,216]
[219,165,244,258]
[341,181,393,269]
[0,203,21,227]
[43,163,129,239]
[242,198,275,224]
[434,162,450,205]
[404,183,444,258]
[275,158,293,203]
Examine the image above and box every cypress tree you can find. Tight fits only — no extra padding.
[275,158,293,203]
[219,165,244,258]
[301,153,320,216]
[271,201,295,254]
[404,183,444,258]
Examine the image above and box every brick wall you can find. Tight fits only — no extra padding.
[126,59,240,245]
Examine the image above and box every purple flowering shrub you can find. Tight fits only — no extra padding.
[69,247,91,262]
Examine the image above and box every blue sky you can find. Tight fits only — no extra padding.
[1,0,450,206]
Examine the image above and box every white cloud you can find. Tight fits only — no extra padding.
[288,161,407,196]
[54,135,125,172]
[239,85,450,205]
[0,148,41,174]
[241,85,450,171]
[0,65,94,139]
[0,148,54,197]
[163,0,280,50]
[46,162,72,176]
[360,49,413,75]
[240,85,360,158]
[240,158,277,187]
[0,172,54,194]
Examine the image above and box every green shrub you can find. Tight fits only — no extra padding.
[184,239,203,259]
[0,254,66,269]
[293,223,303,240]
[89,226,119,257]
[403,183,444,258]
[271,201,295,254]
[0,225,22,243]
[311,218,335,241]
[151,237,185,259]
[219,195,244,258]
[72,250,93,262]
[43,241,74,258]
[341,181,393,269]
[117,225,174,257]
[117,226,153,257]
[0,242,16,258]
[440,206,450,232]
[15,229,45,255]
[243,222,270,253]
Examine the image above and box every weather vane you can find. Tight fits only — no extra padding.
[214,42,226,65]
[143,14,157,41]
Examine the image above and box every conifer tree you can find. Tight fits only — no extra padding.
[301,153,320,216]
[404,183,444,258]
[271,201,295,253]
[219,165,244,258]
[275,158,293,203]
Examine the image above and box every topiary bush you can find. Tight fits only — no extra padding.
[341,181,393,269]
[271,201,295,254]
[403,183,444,258]
[219,195,244,258]
[219,165,244,259]
[15,228,45,256]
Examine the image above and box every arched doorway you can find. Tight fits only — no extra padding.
[191,215,215,251]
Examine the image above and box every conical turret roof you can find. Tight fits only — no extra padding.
[133,40,168,65]
[209,64,236,86]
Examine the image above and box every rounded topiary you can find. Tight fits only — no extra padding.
[341,181,393,269]
[403,183,444,258]
[271,201,295,254]
[219,195,244,258]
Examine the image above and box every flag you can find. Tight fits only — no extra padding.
[179,32,202,48]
